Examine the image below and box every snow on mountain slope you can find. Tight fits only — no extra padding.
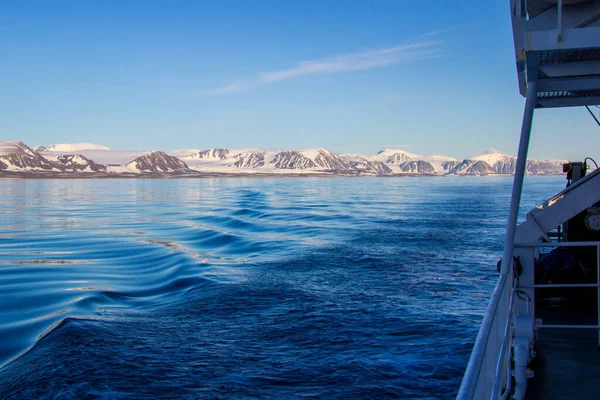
[1,140,568,176]
[310,149,353,171]
[441,160,461,172]
[351,159,393,175]
[270,151,316,169]
[186,148,370,174]
[340,153,392,175]
[421,155,460,174]
[0,141,64,171]
[174,146,563,176]
[0,141,38,157]
[471,150,517,174]
[35,143,110,152]
[54,154,107,172]
[286,148,383,174]
[370,149,459,174]
[446,150,564,175]
[372,148,422,164]
[183,148,231,161]
[447,159,496,175]
[126,152,192,173]
[422,155,458,163]
[471,150,511,164]
[232,151,267,168]
[526,159,565,175]
[169,148,203,158]
[399,160,435,174]
[40,149,145,166]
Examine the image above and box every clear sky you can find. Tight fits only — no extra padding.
[1,0,599,160]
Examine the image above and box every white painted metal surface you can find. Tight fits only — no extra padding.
[458,173,600,398]
[458,1,600,398]
[510,0,600,102]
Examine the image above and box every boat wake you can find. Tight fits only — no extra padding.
[0,177,561,398]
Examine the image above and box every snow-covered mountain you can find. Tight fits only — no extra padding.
[126,151,192,173]
[184,148,381,174]
[399,160,436,174]
[526,159,565,175]
[232,151,266,168]
[0,141,568,176]
[348,159,392,175]
[270,151,316,169]
[422,155,461,174]
[184,148,230,161]
[184,147,563,176]
[0,141,64,171]
[372,148,421,164]
[371,148,460,175]
[471,151,517,174]
[312,149,353,171]
[446,150,564,175]
[54,154,107,172]
[447,159,495,175]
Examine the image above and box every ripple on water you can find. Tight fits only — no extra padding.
[0,177,564,398]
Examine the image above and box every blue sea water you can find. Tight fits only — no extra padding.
[0,176,564,399]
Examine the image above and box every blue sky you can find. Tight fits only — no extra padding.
[1,0,599,160]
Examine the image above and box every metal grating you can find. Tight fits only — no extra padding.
[538,89,600,99]
[538,49,600,65]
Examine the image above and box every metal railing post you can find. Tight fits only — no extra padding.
[501,81,537,275]
[491,286,517,399]
[516,242,600,338]
[456,274,509,400]
[558,0,564,41]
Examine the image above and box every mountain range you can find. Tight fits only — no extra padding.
[0,141,566,177]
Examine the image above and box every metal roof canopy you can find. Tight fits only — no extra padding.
[512,0,600,108]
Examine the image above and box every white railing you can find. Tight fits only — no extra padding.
[458,240,600,399]
[456,271,515,400]
[491,283,518,400]
[458,63,539,400]
[515,241,600,345]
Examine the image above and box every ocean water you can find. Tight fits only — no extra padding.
[0,176,564,399]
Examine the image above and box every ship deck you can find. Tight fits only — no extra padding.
[527,303,600,399]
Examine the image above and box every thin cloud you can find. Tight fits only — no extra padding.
[420,27,454,37]
[200,84,245,96]
[199,40,442,96]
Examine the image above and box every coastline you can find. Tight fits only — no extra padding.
[0,171,563,179]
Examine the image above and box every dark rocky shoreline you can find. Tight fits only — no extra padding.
[0,171,562,179]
